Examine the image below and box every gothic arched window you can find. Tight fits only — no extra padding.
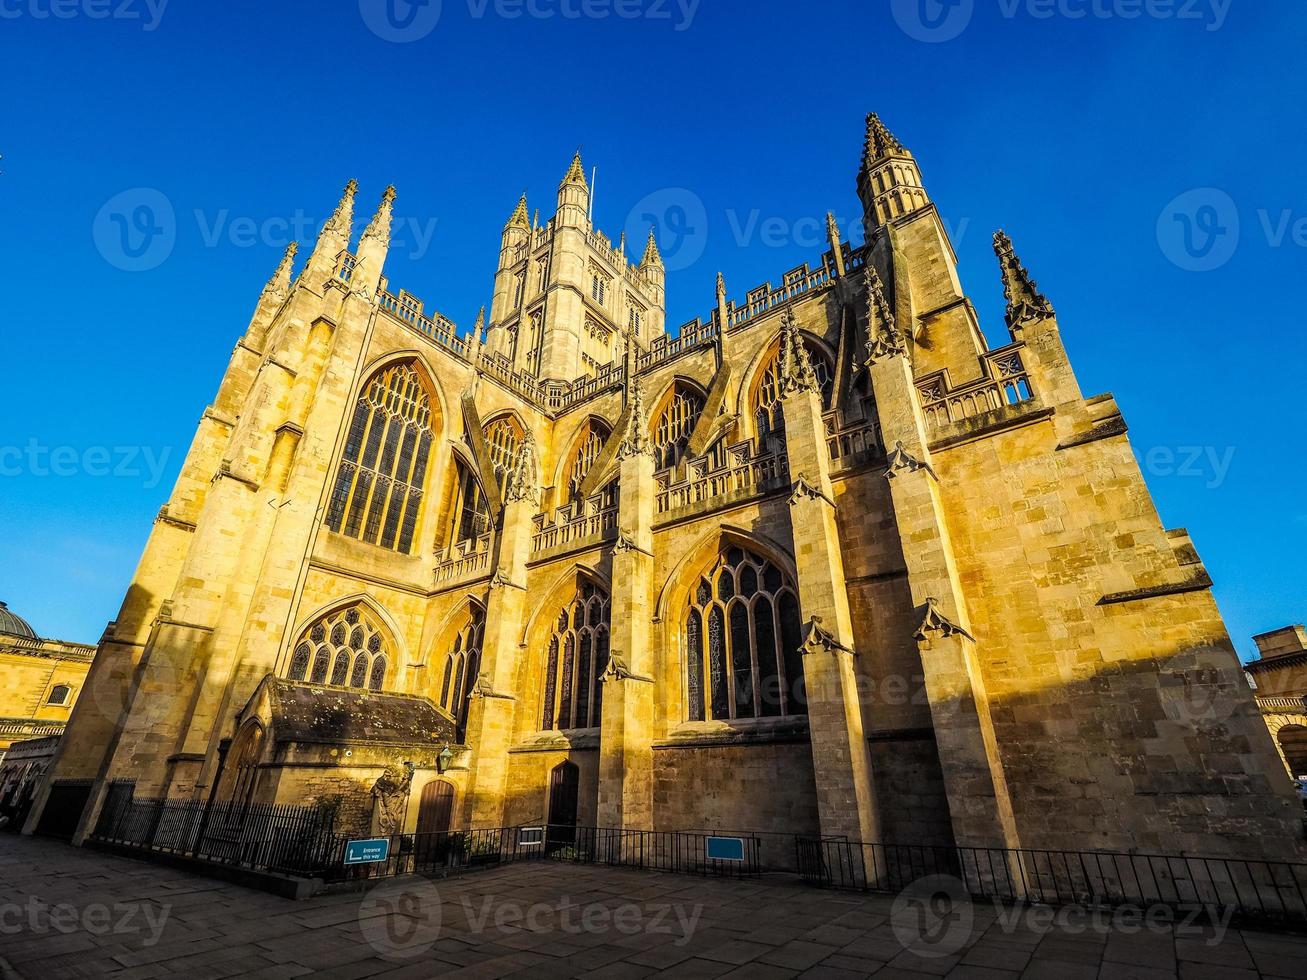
[288,603,392,692]
[541,581,611,731]
[439,605,486,741]
[752,339,834,441]
[564,420,611,503]
[484,415,524,494]
[449,457,491,546]
[652,383,706,470]
[685,545,805,722]
[325,363,435,553]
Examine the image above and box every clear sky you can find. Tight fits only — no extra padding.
[0,0,1302,660]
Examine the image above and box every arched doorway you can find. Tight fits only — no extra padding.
[547,761,580,851]
[415,779,455,837]
[1278,725,1307,777]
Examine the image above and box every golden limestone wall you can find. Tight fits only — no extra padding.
[28,126,1303,862]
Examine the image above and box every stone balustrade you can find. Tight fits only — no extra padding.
[434,533,492,585]
[655,441,788,520]
[917,344,1035,431]
[531,487,619,556]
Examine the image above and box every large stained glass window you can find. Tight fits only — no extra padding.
[325,363,434,553]
[288,603,390,692]
[439,605,485,741]
[685,545,804,721]
[541,581,611,730]
[652,383,705,470]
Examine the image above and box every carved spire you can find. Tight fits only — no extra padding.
[864,265,907,364]
[505,193,530,230]
[361,185,396,246]
[641,227,663,268]
[993,231,1055,329]
[716,271,726,300]
[263,241,298,301]
[505,431,540,504]
[322,178,358,240]
[779,309,820,396]
[561,150,588,189]
[617,376,652,460]
[473,305,486,336]
[862,112,908,170]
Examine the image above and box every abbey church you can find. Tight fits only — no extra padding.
[27,116,1305,859]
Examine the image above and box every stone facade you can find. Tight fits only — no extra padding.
[26,118,1305,859]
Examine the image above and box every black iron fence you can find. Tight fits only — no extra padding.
[91,782,338,875]
[795,836,1307,925]
[322,824,763,883]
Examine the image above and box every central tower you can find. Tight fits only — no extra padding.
[484,153,666,381]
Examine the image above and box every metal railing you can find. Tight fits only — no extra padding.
[91,782,338,876]
[795,836,1307,925]
[323,824,763,884]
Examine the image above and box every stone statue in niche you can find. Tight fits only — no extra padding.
[369,761,415,836]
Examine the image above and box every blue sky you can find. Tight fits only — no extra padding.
[0,0,1302,659]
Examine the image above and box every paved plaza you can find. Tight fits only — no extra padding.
[0,834,1305,979]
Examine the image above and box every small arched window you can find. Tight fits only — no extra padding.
[753,339,834,441]
[484,415,525,494]
[685,545,805,722]
[564,420,611,504]
[541,581,611,731]
[439,606,486,741]
[325,363,435,553]
[652,383,706,470]
[46,684,72,706]
[288,603,392,693]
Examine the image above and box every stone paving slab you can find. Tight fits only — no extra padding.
[2,834,1306,979]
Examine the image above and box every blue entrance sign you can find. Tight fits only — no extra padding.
[705,836,746,862]
[344,838,391,865]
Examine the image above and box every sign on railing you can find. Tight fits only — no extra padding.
[344,838,391,865]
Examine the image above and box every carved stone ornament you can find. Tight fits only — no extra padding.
[617,377,653,460]
[863,266,907,365]
[885,441,938,482]
[505,432,540,504]
[788,474,829,506]
[489,570,526,591]
[800,616,854,656]
[913,597,974,642]
[779,309,820,396]
[369,761,415,836]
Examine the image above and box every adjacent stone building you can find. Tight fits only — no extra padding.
[0,601,94,760]
[1247,625,1307,777]
[26,115,1305,859]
